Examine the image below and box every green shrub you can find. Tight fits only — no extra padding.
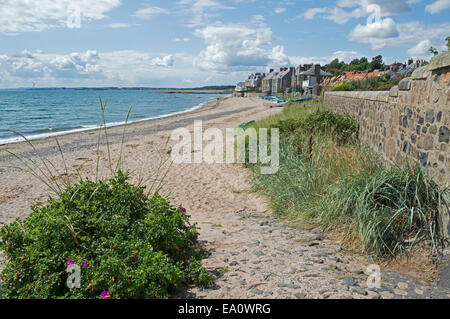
[0,170,213,299]
[332,82,355,91]
[300,110,358,145]
[270,110,358,145]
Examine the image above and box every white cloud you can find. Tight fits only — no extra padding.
[108,23,132,28]
[289,50,365,66]
[302,6,365,24]
[274,8,286,14]
[348,20,450,51]
[348,18,399,49]
[175,37,191,42]
[193,22,289,71]
[0,0,121,33]
[425,0,450,14]
[133,6,168,20]
[150,55,174,67]
[0,50,178,87]
[301,0,414,24]
[407,40,433,59]
[176,0,234,27]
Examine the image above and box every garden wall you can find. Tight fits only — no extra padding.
[324,51,450,239]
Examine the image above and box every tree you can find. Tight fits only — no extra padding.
[429,46,439,55]
[329,58,341,69]
[369,55,383,72]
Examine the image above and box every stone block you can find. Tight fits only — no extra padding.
[439,126,449,143]
[411,65,431,79]
[398,77,411,91]
[428,51,450,71]
[389,86,398,97]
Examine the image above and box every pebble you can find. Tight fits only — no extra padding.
[414,288,424,295]
[319,289,328,295]
[253,250,265,257]
[294,292,307,299]
[393,289,408,296]
[251,289,264,295]
[307,242,319,247]
[303,273,319,278]
[287,267,297,274]
[342,277,359,287]
[350,270,364,275]
[330,245,342,252]
[229,261,238,266]
[352,287,367,296]
[278,283,300,289]
[397,282,408,290]
[379,291,394,299]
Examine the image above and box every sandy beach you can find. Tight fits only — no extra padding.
[0,96,279,226]
[1,96,449,299]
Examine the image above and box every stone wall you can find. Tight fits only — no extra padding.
[324,51,450,239]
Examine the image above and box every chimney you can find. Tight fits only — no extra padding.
[314,64,321,75]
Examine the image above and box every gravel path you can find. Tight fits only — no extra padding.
[178,210,450,299]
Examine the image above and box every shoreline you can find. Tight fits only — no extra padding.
[0,95,231,146]
[0,95,286,253]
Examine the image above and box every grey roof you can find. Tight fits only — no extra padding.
[300,66,332,77]
[276,68,291,79]
[264,71,279,80]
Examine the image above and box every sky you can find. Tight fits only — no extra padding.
[0,0,449,88]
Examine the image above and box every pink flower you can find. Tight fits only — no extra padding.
[65,259,75,268]
[101,291,110,299]
[295,131,299,135]
[181,207,186,212]
[81,261,89,268]
[124,184,128,189]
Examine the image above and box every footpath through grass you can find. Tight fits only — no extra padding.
[247,100,448,258]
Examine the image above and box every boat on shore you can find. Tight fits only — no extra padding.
[261,96,312,107]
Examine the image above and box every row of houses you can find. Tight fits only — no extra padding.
[237,64,333,96]
[236,58,425,96]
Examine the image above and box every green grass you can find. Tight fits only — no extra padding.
[247,100,448,258]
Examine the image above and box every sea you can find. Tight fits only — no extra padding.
[0,88,228,144]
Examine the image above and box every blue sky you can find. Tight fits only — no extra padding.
[0,0,449,88]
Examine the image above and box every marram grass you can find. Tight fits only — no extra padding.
[248,100,448,257]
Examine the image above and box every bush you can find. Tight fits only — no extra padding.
[0,170,213,299]
[271,109,358,145]
[300,110,358,145]
[333,82,355,91]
